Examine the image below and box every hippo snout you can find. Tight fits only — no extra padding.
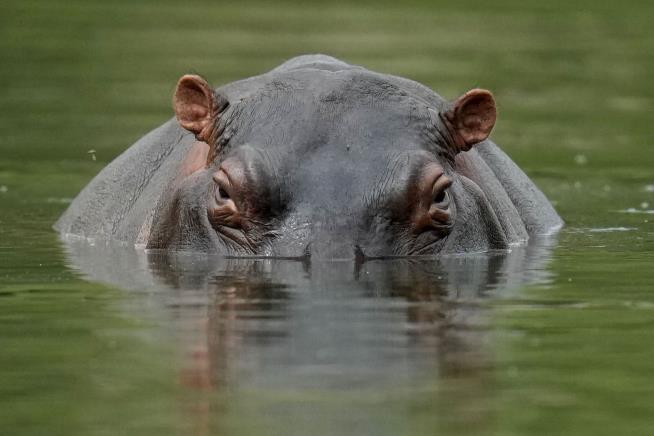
[269,238,361,261]
[306,240,364,262]
[269,215,363,260]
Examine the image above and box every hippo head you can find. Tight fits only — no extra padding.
[147,65,504,259]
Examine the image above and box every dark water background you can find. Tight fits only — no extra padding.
[1,1,653,435]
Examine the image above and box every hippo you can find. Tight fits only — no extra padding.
[55,55,562,259]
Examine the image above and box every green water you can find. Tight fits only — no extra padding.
[1,1,653,435]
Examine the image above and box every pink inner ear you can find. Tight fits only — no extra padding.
[453,89,497,148]
[174,75,213,134]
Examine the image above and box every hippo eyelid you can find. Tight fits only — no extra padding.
[212,168,231,187]
[432,174,452,193]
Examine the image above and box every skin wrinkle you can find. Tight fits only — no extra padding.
[410,233,447,256]
[365,151,407,211]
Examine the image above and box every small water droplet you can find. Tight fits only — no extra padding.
[574,154,588,165]
[641,202,650,209]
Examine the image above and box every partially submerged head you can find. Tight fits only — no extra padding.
[148,66,502,259]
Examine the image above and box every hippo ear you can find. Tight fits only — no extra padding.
[174,74,227,144]
[442,89,497,152]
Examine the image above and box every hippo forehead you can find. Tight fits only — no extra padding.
[222,69,441,148]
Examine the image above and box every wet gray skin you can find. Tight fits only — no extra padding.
[55,55,562,259]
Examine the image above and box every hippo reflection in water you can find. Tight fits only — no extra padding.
[61,235,558,392]
[55,55,562,259]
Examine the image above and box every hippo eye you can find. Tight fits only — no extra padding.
[209,189,240,228]
[218,186,230,200]
[209,170,241,229]
[431,177,452,210]
[212,169,233,203]
[427,177,452,225]
[433,190,447,205]
[432,190,450,210]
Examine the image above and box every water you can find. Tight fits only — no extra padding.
[1,1,654,435]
